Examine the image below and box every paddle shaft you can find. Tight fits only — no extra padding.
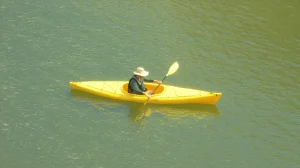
[144,62,179,105]
[151,76,167,94]
[144,76,167,104]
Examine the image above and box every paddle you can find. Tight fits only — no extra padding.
[144,62,179,105]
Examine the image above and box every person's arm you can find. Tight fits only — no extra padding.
[143,78,154,83]
[153,80,162,84]
[144,78,162,84]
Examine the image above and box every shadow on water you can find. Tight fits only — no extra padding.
[70,90,220,123]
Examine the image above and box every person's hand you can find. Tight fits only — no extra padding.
[154,80,162,84]
[143,92,151,98]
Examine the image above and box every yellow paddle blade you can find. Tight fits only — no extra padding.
[166,62,179,76]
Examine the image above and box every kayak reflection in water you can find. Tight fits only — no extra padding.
[128,67,162,98]
[128,103,152,123]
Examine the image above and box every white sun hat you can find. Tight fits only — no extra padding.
[134,67,149,77]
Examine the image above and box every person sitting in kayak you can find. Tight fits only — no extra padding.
[128,67,162,98]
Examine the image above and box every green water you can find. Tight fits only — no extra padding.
[1,0,299,167]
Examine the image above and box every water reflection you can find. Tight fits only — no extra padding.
[70,90,220,122]
[127,103,220,122]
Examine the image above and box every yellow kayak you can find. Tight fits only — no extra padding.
[69,81,222,105]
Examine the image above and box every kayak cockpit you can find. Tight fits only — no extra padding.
[121,83,165,95]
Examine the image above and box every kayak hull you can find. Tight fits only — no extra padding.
[69,81,222,105]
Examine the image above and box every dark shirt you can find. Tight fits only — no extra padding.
[128,75,154,94]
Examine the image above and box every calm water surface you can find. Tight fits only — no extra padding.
[1,0,299,167]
